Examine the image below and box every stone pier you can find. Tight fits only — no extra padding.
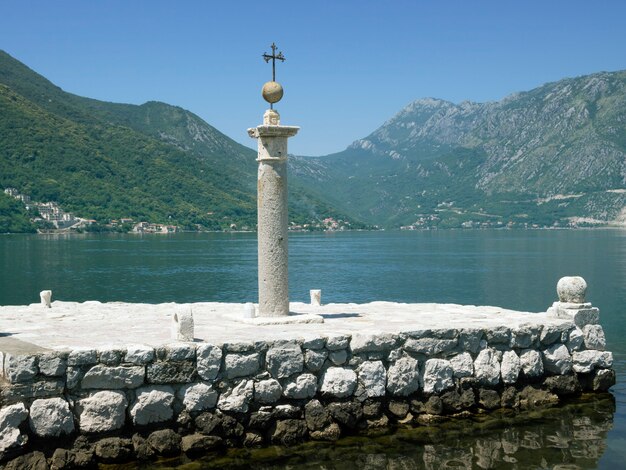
[248,110,299,317]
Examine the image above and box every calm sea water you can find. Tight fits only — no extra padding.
[1,229,625,468]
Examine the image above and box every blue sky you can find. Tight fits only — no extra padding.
[2,0,626,156]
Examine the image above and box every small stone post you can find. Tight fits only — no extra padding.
[248,110,299,316]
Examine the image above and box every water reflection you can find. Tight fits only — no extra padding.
[133,395,614,469]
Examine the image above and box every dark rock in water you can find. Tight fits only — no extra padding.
[310,422,341,441]
[94,437,133,463]
[327,401,363,429]
[220,414,245,440]
[248,410,274,430]
[4,451,49,470]
[243,432,264,447]
[362,399,383,419]
[195,412,221,435]
[441,391,464,413]
[424,396,443,415]
[270,419,308,445]
[519,386,559,410]
[147,429,181,456]
[543,374,581,395]
[388,400,409,419]
[479,389,501,410]
[579,369,616,392]
[50,449,76,470]
[132,433,155,461]
[181,434,224,457]
[304,399,332,431]
[501,387,519,408]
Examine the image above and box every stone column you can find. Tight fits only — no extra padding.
[248,110,299,317]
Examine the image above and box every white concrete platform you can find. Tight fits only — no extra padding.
[0,301,568,353]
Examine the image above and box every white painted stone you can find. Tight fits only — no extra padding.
[217,380,254,413]
[75,390,128,433]
[178,382,218,411]
[81,364,145,389]
[386,357,420,396]
[3,354,38,383]
[38,353,67,376]
[196,343,223,381]
[67,348,97,366]
[583,324,606,351]
[557,276,587,303]
[0,403,28,452]
[567,328,584,352]
[125,344,155,365]
[310,289,322,306]
[283,373,318,399]
[266,344,303,378]
[501,350,521,384]
[542,343,573,375]
[450,352,473,378]
[422,359,454,394]
[40,290,52,308]
[350,333,398,353]
[243,302,255,318]
[130,386,175,425]
[304,349,327,372]
[474,348,501,386]
[355,361,386,400]
[573,350,613,373]
[255,378,283,403]
[29,398,74,437]
[320,367,357,398]
[520,349,543,378]
[172,307,194,341]
[224,353,259,379]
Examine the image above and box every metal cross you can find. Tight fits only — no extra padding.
[263,43,285,82]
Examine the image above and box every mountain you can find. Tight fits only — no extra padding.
[291,71,626,228]
[0,50,358,232]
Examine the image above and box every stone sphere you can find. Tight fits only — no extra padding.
[557,276,587,303]
[262,81,283,104]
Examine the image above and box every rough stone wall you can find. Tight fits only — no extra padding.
[0,319,615,466]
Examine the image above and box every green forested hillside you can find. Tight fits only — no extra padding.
[0,50,358,231]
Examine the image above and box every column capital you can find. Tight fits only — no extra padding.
[248,125,300,139]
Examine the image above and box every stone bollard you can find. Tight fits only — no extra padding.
[310,289,322,306]
[243,302,256,318]
[172,307,194,341]
[547,276,599,327]
[40,290,52,308]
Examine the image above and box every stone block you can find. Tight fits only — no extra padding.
[583,324,606,351]
[355,360,386,401]
[304,349,327,372]
[539,324,569,346]
[196,343,222,381]
[325,334,350,350]
[567,328,584,352]
[0,403,28,453]
[300,334,325,350]
[95,437,133,463]
[224,353,259,379]
[510,326,538,349]
[422,359,454,394]
[485,326,511,345]
[178,382,219,411]
[162,343,196,361]
[3,353,38,383]
[81,364,145,389]
[572,350,613,373]
[76,390,128,433]
[66,367,83,389]
[217,379,254,413]
[320,367,357,398]
[501,350,521,384]
[68,348,97,366]
[130,385,175,426]
[450,352,473,378]
[255,378,283,404]
[147,361,195,383]
[124,344,155,365]
[458,328,483,354]
[282,373,317,399]
[329,349,348,365]
[520,349,544,378]
[147,428,181,456]
[97,347,123,366]
[350,333,399,353]
[1,379,65,404]
[266,345,303,379]
[542,343,573,375]
[474,348,500,386]
[29,397,74,437]
[38,352,67,377]
[387,356,420,396]
[304,399,332,431]
[223,341,256,352]
[404,337,457,355]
